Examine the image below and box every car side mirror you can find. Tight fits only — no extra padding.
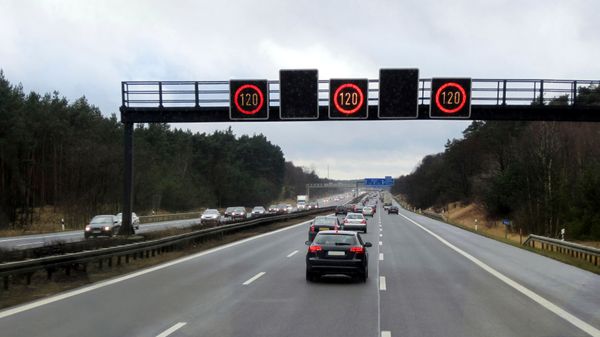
[364,242,372,247]
[305,240,311,246]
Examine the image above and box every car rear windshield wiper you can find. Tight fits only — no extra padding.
[335,242,352,246]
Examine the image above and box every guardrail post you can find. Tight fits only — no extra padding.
[65,265,71,276]
[3,276,9,290]
[126,254,130,263]
[26,273,32,285]
[502,80,507,105]
[572,81,577,105]
[108,257,112,268]
[195,82,200,108]
[98,259,103,270]
[117,256,121,266]
[158,81,164,108]
[539,80,544,105]
[46,268,53,280]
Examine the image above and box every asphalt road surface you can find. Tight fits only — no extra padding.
[0,198,599,337]
[0,196,346,251]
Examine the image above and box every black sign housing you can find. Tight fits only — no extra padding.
[378,68,419,119]
[279,69,319,120]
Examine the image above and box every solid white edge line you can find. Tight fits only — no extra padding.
[379,276,387,291]
[398,212,600,337]
[379,253,384,261]
[381,331,392,337]
[0,217,317,319]
[242,272,266,285]
[286,250,299,258]
[156,322,187,337]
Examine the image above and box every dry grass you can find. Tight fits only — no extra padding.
[0,212,323,309]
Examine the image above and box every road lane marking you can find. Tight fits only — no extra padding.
[379,241,382,246]
[398,212,600,337]
[286,250,299,258]
[381,331,392,337]
[379,253,384,261]
[379,276,387,291]
[156,322,187,337]
[379,233,383,237]
[0,217,318,319]
[243,272,266,285]
[16,241,44,247]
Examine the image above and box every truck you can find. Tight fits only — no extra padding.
[383,193,393,210]
[297,195,308,210]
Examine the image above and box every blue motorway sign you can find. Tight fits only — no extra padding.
[365,176,394,186]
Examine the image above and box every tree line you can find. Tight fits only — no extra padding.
[0,72,325,230]
[393,85,600,240]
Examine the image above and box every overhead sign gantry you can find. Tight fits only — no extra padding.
[117,70,600,235]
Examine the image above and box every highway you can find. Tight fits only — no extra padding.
[1,198,599,337]
[0,197,340,251]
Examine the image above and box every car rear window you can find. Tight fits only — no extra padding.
[204,210,219,214]
[347,214,364,219]
[314,234,357,245]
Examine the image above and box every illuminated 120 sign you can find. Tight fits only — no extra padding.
[229,80,269,120]
[429,78,471,119]
[329,79,368,119]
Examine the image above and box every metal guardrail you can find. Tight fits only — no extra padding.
[121,79,600,108]
[0,207,335,290]
[139,212,202,224]
[523,234,600,267]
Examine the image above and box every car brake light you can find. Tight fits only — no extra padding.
[350,246,364,254]
[361,219,366,224]
[344,219,348,223]
[309,245,322,253]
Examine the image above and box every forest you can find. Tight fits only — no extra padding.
[393,85,600,240]
[0,72,325,230]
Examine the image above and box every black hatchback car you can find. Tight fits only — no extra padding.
[335,205,347,215]
[387,205,399,214]
[308,216,342,241]
[305,230,372,282]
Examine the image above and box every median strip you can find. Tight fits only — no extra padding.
[242,272,266,285]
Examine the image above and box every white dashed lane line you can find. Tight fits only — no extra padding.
[381,331,392,337]
[156,322,187,337]
[242,272,266,285]
[379,253,384,261]
[379,241,382,246]
[286,250,299,258]
[379,276,387,291]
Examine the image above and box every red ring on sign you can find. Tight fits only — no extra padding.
[333,83,365,115]
[234,84,264,115]
[435,82,467,114]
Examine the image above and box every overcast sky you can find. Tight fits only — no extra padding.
[1,0,599,179]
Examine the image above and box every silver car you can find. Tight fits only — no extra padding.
[200,209,221,225]
[343,212,368,233]
[85,215,120,238]
[115,212,140,230]
[251,206,266,217]
[362,206,374,217]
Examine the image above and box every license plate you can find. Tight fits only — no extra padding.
[328,251,345,256]
[319,227,329,231]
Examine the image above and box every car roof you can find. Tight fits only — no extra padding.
[317,230,357,235]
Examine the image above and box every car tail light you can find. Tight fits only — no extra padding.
[334,224,339,230]
[310,224,315,232]
[309,245,322,253]
[344,219,348,223]
[350,246,364,254]
[361,219,366,224]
